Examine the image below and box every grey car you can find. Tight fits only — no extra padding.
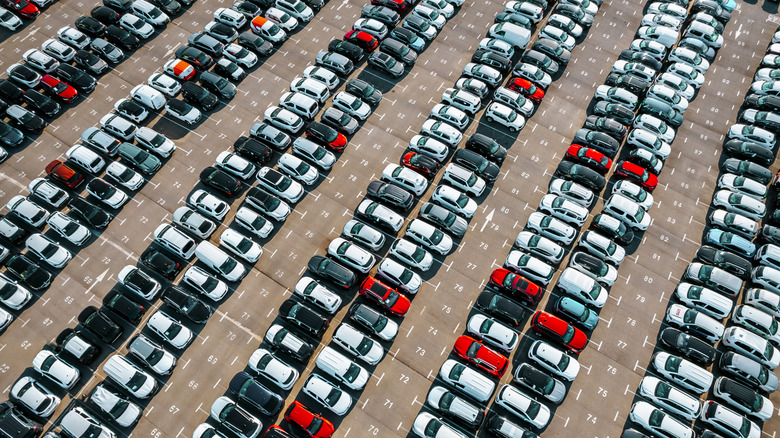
[418,202,467,236]
[315,51,354,76]
[320,107,359,135]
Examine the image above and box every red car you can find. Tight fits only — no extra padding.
[284,401,335,438]
[306,122,347,152]
[531,311,587,354]
[401,152,440,180]
[614,160,658,191]
[45,160,84,188]
[41,75,78,104]
[359,277,410,317]
[3,0,38,18]
[565,145,612,174]
[489,268,542,306]
[453,335,508,378]
[344,30,378,52]
[507,77,544,104]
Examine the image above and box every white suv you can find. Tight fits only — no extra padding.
[102,355,158,398]
[153,223,197,259]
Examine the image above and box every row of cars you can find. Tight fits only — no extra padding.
[622,3,780,438]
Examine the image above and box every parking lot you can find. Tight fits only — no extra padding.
[0,0,779,436]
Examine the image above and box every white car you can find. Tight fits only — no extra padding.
[538,193,588,226]
[302,66,339,91]
[462,62,502,88]
[653,351,714,394]
[712,190,766,221]
[265,7,298,31]
[127,335,176,376]
[342,220,385,251]
[717,173,766,200]
[732,305,780,348]
[250,16,287,43]
[431,185,477,218]
[25,233,71,268]
[264,106,304,134]
[633,114,675,143]
[479,37,515,58]
[526,211,578,246]
[700,401,760,438]
[10,376,60,418]
[28,178,68,208]
[669,47,710,73]
[332,92,372,121]
[594,85,638,109]
[277,153,319,185]
[291,138,336,170]
[147,73,181,97]
[728,123,775,149]
[382,163,428,196]
[41,39,76,62]
[100,114,137,141]
[408,135,449,162]
[421,119,462,147]
[0,7,21,31]
[188,189,230,221]
[22,49,59,74]
[60,407,116,438]
[637,25,679,47]
[225,43,258,68]
[86,178,129,209]
[57,26,91,49]
[389,238,433,271]
[357,200,403,232]
[256,167,305,203]
[90,384,142,427]
[439,360,496,403]
[638,376,701,421]
[641,12,682,29]
[540,24,576,50]
[441,163,485,197]
[505,250,554,285]
[630,401,695,438]
[332,324,384,365]
[603,194,651,230]
[147,310,193,349]
[467,314,518,352]
[354,17,389,38]
[430,103,469,131]
[0,275,31,310]
[667,62,705,88]
[485,102,525,132]
[276,0,313,22]
[412,413,466,438]
[549,178,595,207]
[722,326,780,369]
[172,206,217,239]
[183,266,229,301]
[234,206,273,238]
[120,14,155,39]
[745,288,780,318]
[209,397,262,438]
[294,277,342,313]
[514,230,564,263]
[713,375,773,421]
[328,237,375,273]
[376,258,422,294]
[165,100,202,125]
[215,151,256,180]
[513,63,552,89]
[6,195,49,228]
[220,229,263,263]
[655,72,695,100]
[47,212,90,246]
[528,340,579,381]
[647,84,689,112]
[406,219,452,255]
[578,231,626,265]
[626,128,672,159]
[214,7,247,28]
[302,374,353,415]
[114,98,150,124]
[495,384,551,429]
[612,180,654,210]
[117,265,161,300]
[32,350,79,389]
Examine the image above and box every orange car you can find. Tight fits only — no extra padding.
[284,401,334,438]
[45,160,84,188]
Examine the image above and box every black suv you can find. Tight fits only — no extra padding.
[366,180,414,211]
[162,286,213,323]
[0,402,40,438]
[103,289,146,324]
[554,160,606,192]
[181,82,218,111]
[278,300,329,337]
[78,306,122,343]
[465,133,506,163]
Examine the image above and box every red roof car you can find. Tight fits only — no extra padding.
[359,276,410,317]
[566,145,612,174]
[41,75,78,104]
[284,401,335,438]
[614,160,658,191]
[531,311,587,354]
[3,0,38,18]
[489,268,542,306]
[401,152,440,180]
[344,30,379,52]
[45,160,84,188]
[453,335,509,378]
[507,77,544,104]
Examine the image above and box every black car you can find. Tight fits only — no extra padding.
[721,158,772,184]
[180,82,218,111]
[514,363,562,400]
[234,138,273,164]
[361,4,400,26]
[0,121,24,148]
[307,255,357,289]
[379,38,416,66]
[573,128,620,157]
[140,247,182,279]
[592,101,635,125]
[419,202,468,237]
[640,97,684,127]
[200,71,237,99]
[569,251,619,283]
[618,49,662,71]
[320,107,359,135]
[75,16,107,37]
[278,300,329,336]
[494,12,532,29]
[713,377,766,415]
[466,133,506,163]
[0,216,29,245]
[162,285,213,323]
[215,59,246,82]
[659,327,717,366]
[205,22,237,44]
[74,50,109,75]
[605,72,649,97]
[228,372,284,416]
[554,3,594,28]
[744,94,780,112]
[55,65,97,93]
[0,80,23,103]
[695,245,751,279]
[474,291,526,326]
[115,98,149,122]
[232,1,260,18]
[692,0,730,23]
[149,0,181,15]
[532,38,571,65]
[303,0,324,10]
[90,5,120,25]
[104,0,133,11]
[347,303,395,339]
[103,289,146,324]
[554,160,606,191]
[21,90,59,118]
[5,254,51,291]
[175,46,215,70]
[584,115,626,141]
[188,33,225,57]
[328,39,365,63]
[105,24,141,51]
[345,78,382,106]
[305,121,345,152]
[78,306,122,343]
[521,50,559,76]
[452,149,500,182]
[56,328,100,363]
[627,149,661,175]
[68,197,112,229]
[403,152,439,179]
[590,214,634,245]
[6,105,44,133]
[0,402,40,438]
[366,180,414,211]
[471,49,511,74]
[237,32,273,57]
[199,166,242,197]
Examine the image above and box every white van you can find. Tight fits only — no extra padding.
[488,22,531,49]
[195,241,247,282]
[279,91,320,120]
[755,244,780,271]
[315,346,369,391]
[559,267,608,308]
[131,84,167,110]
[66,145,106,174]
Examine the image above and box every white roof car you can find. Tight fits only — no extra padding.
[25,233,71,268]
[732,305,780,353]
[408,135,449,162]
[0,275,31,310]
[527,212,582,244]
[479,37,515,58]
[33,350,79,389]
[28,178,68,208]
[700,401,760,438]
[41,39,76,62]
[728,123,775,148]
[105,161,144,191]
[377,258,422,294]
[332,92,372,121]
[641,12,682,29]
[171,206,216,240]
[278,153,319,185]
[667,62,705,87]
[653,351,714,394]
[209,397,262,438]
[60,406,115,438]
[90,384,142,427]
[290,76,331,104]
[234,206,273,238]
[47,212,90,246]
[327,237,375,273]
[630,401,695,438]
[717,174,766,200]
[647,1,687,18]
[638,376,701,421]
[539,193,589,227]
[120,14,155,38]
[675,282,733,319]
[214,7,247,27]
[708,209,759,239]
[315,346,369,391]
[342,219,385,251]
[505,250,554,285]
[220,228,263,263]
[147,73,181,97]
[225,43,258,68]
[548,178,595,207]
[745,288,780,318]
[648,83,690,112]
[636,25,679,47]
[426,386,482,429]
[188,189,230,221]
[633,114,675,143]
[0,7,21,31]
[462,62,502,87]
[22,49,59,74]
[10,376,60,418]
[356,199,404,232]
[713,189,766,222]
[595,85,638,109]
[722,326,780,369]
[382,163,428,196]
[127,335,176,376]
[292,138,336,170]
[603,194,651,230]
[528,340,579,381]
[655,72,695,101]
[612,180,653,210]
[441,87,481,115]
[558,267,608,307]
[6,195,49,228]
[294,277,342,313]
[165,99,202,125]
[99,114,137,141]
[666,303,725,343]
[485,102,526,132]
[389,238,433,271]
[439,359,496,403]
[578,231,626,265]
[354,17,390,38]
[626,128,672,159]
[182,266,229,301]
[256,166,305,203]
[412,413,466,438]
[215,151,255,180]
[421,119,463,147]
[276,0,313,22]
[332,324,384,365]
[132,0,170,26]
[57,26,90,49]
[430,103,469,131]
[302,374,352,415]
[539,24,575,50]
[147,310,194,349]
[495,384,551,429]
[406,219,453,255]
[467,314,518,353]
[441,163,485,197]
[302,66,339,91]
[265,7,298,31]
[264,106,304,134]
[514,230,564,264]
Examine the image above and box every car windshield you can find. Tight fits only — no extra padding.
[648,409,664,427]
[588,283,601,300]
[307,416,324,433]
[456,194,469,207]
[163,321,182,338]
[383,290,398,307]
[526,399,541,418]
[411,246,426,262]
[293,0,306,11]
[127,371,146,391]
[62,221,80,235]
[324,387,342,406]
[39,242,57,258]
[356,337,373,355]
[295,161,310,174]
[92,181,116,198]
[562,326,575,343]
[220,256,238,274]
[40,355,57,371]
